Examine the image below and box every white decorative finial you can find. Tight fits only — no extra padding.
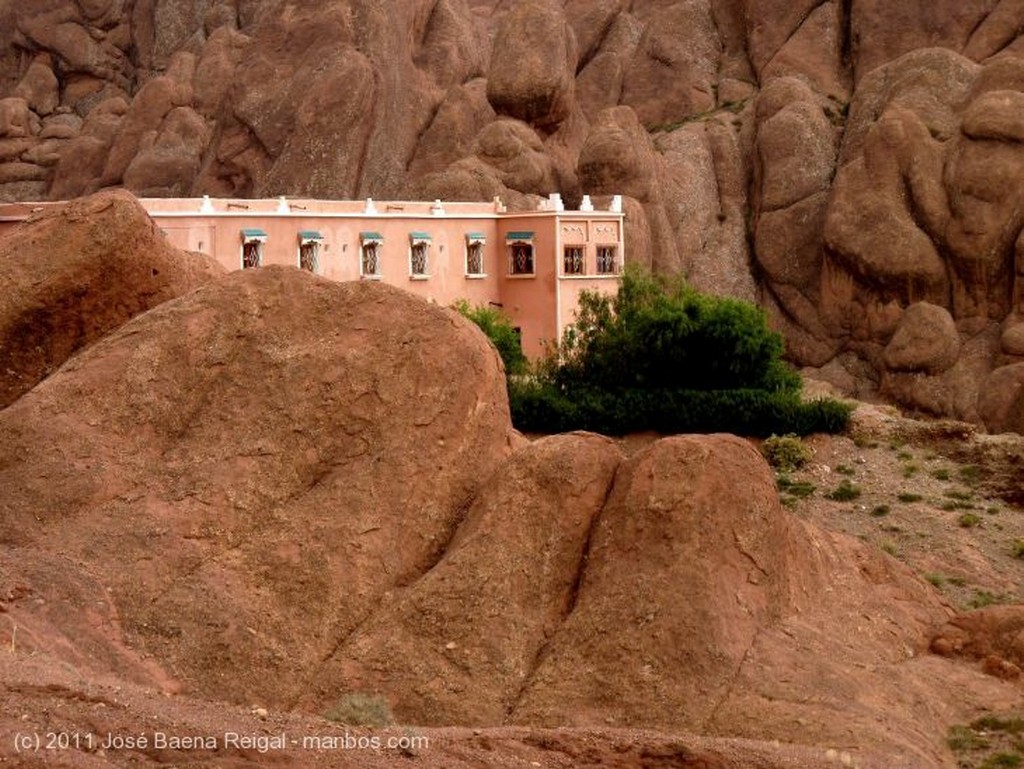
[549,192,564,212]
[200,195,214,213]
[430,199,445,216]
[276,196,289,213]
[365,197,378,214]
[580,194,594,212]
[610,194,623,213]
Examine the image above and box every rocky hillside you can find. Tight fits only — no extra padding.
[0,196,1021,768]
[1,0,1023,430]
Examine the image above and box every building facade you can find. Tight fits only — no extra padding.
[0,193,625,358]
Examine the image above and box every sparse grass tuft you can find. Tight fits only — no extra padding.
[969,590,1007,609]
[870,504,891,517]
[776,474,816,498]
[946,489,975,501]
[896,450,913,461]
[324,693,395,727]
[960,464,983,486]
[835,463,855,476]
[972,716,1024,735]
[948,724,990,752]
[959,513,983,528]
[1013,540,1024,559]
[981,753,1023,769]
[925,573,946,587]
[902,462,921,478]
[881,541,898,556]
[897,492,924,503]
[931,468,951,481]
[825,479,861,501]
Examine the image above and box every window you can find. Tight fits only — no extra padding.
[465,233,486,275]
[409,232,431,278]
[298,231,323,273]
[563,245,584,275]
[507,232,535,275]
[360,231,383,277]
[240,228,267,269]
[597,245,618,274]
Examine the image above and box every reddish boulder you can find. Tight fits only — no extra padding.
[620,2,720,127]
[882,302,961,374]
[978,363,1024,435]
[486,0,577,129]
[317,433,623,725]
[0,267,517,708]
[511,435,813,730]
[13,56,59,116]
[0,190,224,407]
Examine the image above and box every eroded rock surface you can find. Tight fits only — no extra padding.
[0,189,223,407]
[3,2,1024,430]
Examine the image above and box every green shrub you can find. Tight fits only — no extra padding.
[762,434,811,472]
[870,504,891,517]
[897,492,923,503]
[453,299,528,376]
[776,474,816,498]
[1013,540,1024,559]
[958,513,982,528]
[825,479,861,501]
[324,693,395,727]
[509,267,851,436]
[508,381,851,437]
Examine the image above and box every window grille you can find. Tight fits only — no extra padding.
[597,246,618,274]
[563,246,584,274]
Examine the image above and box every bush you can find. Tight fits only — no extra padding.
[761,434,811,472]
[510,267,852,437]
[825,479,861,501]
[509,381,851,437]
[453,299,528,376]
[324,693,395,727]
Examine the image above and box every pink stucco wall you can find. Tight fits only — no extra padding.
[0,195,624,360]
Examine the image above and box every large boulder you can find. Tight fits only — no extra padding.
[0,267,518,708]
[486,0,577,129]
[882,302,961,374]
[315,433,624,725]
[978,362,1024,435]
[0,189,223,408]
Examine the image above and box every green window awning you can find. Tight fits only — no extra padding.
[466,232,486,241]
[298,230,323,241]
[360,231,384,241]
[241,228,267,241]
[409,231,432,241]
[506,231,534,241]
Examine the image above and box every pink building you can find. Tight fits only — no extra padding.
[0,193,624,358]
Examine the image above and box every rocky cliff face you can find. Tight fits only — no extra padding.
[1,0,1024,430]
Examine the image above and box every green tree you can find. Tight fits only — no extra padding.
[452,299,528,376]
[512,266,849,437]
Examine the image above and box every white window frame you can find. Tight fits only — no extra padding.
[409,234,431,280]
[240,230,266,270]
[360,236,383,279]
[298,232,323,273]
[465,235,486,278]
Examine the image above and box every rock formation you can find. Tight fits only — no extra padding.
[0,247,1018,765]
[2,1,1024,431]
[0,189,223,407]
